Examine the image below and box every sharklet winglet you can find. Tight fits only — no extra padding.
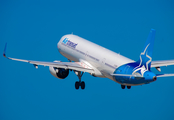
[3,43,7,58]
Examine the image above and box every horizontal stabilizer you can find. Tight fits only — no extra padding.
[156,74,174,77]
[111,74,144,78]
[151,60,174,67]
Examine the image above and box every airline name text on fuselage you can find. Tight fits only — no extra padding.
[62,38,77,49]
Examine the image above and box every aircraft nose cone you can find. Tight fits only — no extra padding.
[153,76,157,81]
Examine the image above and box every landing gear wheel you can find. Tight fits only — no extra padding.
[74,71,86,90]
[75,81,80,89]
[81,81,85,90]
[127,86,131,89]
[121,85,125,89]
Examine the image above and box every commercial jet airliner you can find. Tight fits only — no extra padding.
[3,29,174,89]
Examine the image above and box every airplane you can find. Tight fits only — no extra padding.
[3,29,174,89]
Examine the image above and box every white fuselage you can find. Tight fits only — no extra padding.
[57,34,134,81]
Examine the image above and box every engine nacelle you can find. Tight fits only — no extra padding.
[49,66,69,79]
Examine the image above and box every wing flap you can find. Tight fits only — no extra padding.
[30,61,94,73]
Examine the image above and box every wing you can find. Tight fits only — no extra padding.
[3,44,94,74]
[151,60,174,67]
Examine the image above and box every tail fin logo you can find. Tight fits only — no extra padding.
[133,43,152,73]
[134,29,155,72]
[139,43,152,70]
[132,29,156,77]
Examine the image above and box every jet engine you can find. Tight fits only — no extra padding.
[49,66,69,79]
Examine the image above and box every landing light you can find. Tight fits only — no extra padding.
[33,64,38,69]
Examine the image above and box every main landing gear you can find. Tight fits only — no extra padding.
[74,71,85,90]
[121,85,131,89]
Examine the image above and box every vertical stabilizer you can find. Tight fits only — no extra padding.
[136,29,156,71]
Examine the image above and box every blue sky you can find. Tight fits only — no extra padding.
[1,0,174,120]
